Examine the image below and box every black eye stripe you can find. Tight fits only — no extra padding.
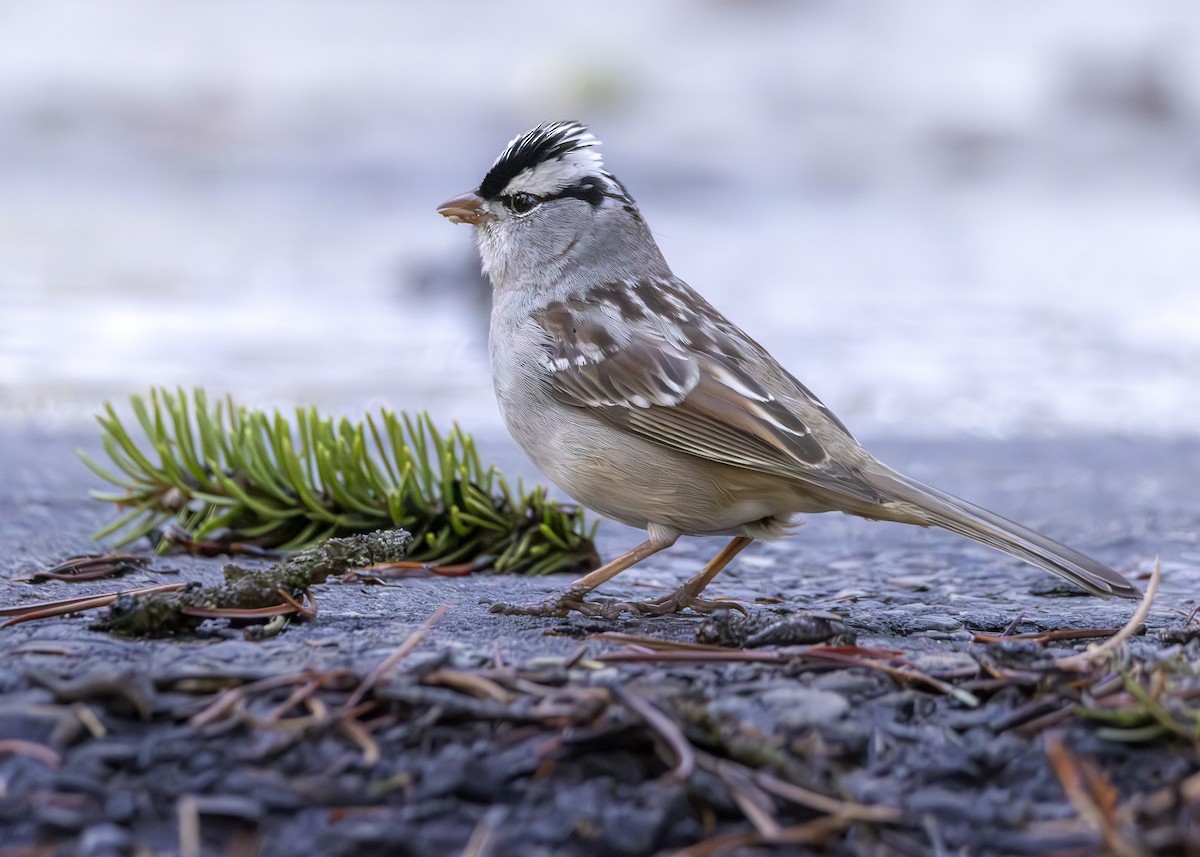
[502,179,626,214]
[522,180,615,209]
[550,181,608,207]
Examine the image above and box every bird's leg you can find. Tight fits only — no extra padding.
[629,536,754,616]
[491,534,676,618]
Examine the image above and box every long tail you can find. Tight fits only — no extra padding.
[865,467,1140,599]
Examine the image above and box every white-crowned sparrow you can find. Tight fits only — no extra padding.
[438,120,1138,617]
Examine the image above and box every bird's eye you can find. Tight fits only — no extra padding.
[508,192,540,215]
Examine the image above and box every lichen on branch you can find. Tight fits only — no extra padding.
[100,529,413,636]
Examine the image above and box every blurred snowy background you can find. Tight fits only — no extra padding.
[1,0,1198,438]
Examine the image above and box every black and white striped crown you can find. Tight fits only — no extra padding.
[479,121,610,201]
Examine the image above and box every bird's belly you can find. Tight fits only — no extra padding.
[505,406,809,538]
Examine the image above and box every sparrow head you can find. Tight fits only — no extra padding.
[438,121,667,289]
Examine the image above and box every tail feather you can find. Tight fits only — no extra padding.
[866,468,1140,599]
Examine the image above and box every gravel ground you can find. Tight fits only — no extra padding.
[1,429,1198,856]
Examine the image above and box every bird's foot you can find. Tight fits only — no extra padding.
[624,589,750,617]
[491,587,628,619]
[491,585,750,619]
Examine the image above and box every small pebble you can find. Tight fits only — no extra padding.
[696,610,852,647]
[888,574,935,591]
[910,651,979,677]
[78,823,134,857]
[761,687,850,729]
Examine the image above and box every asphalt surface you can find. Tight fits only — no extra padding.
[4,428,1195,645]
[1,428,1198,856]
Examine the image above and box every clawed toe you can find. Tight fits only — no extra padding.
[490,595,579,617]
[629,592,749,617]
[489,592,746,619]
[489,581,749,619]
[491,588,628,618]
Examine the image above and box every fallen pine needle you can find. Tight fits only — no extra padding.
[0,739,61,768]
[801,649,980,708]
[422,669,513,703]
[27,553,151,582]
[177,794,201,857]
[460,806,507,857]
[666,829,756,857]
[718,764,782,840]
[337,718,381,767]
[596,649,790,664]
[1045,733,1146,857]
[276,587,318,619]
[342,604,450,712]
[592,631,733,652]
[71,703,107,739]
[698,753,901,824]
[1057,557,1160,672]
[973,627,1131,645]
[612,686,695,786]
[180,603,296,619]
[0,583,188,626]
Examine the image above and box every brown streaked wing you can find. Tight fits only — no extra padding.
[535,301,883,504]
[542,330,698,408]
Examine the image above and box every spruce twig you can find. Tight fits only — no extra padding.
[100,530,413,636]
[80,388,599,576]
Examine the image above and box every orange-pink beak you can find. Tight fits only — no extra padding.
[437,191,487,226]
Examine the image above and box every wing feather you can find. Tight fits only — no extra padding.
[534,286,883,505]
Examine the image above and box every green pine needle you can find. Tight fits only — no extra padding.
[79,388,599,575]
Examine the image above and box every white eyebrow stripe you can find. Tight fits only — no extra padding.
[502,148,605,197]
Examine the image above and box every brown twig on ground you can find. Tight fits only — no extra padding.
[158,523,280,558]
[0,740,62,769]
[1001,611,1026,636]
[341,604,450,712]
[336,718,380,767]
[0,583,188,627]
[102,529,411,636]
[460,806,508,857]
[187,671,326,729]
[595,648,792,665]
[973,627,1137,645]
[666,753,899,856]
[594,639,978,705]
[1046,733,1147,857]
[275,586,318,619]
[4,533,407,635]
[1183,603,1200,627]
[665,828,758,857]
[26,553,151,582]
[179,601,300,620]
[177,795,201,857]
[421,669,513,703]
[343,559,482,583]
[1012,707,1077,738]
[592,631,738,652]
[26,669,155,720]
[694,753,901,824]
[261,679,319,725]
[790,648,981,708]
[715,762,782,840]
[611,687,695,785]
